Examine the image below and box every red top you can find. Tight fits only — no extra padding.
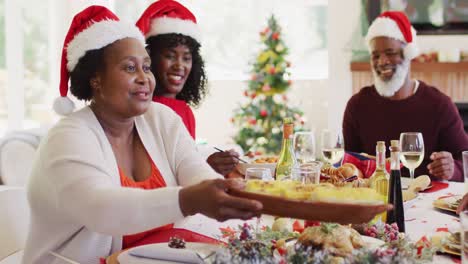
[120,159,174,249]
[153,96,196,139]
[343,81,468,182]
[119,158,222,250]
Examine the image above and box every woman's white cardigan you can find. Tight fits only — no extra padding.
[22,104,220,264]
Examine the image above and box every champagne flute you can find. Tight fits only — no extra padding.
[399,132,424,180]
[321,129,345,166]
[293,131,316,164]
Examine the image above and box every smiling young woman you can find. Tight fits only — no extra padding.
[136,0,241,177]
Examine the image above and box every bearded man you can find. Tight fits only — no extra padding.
[342,11,468,182]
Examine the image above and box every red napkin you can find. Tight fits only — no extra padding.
[342,152,399,178]
[422,181,449,193]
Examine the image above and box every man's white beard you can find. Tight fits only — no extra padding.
[372,59,410,97]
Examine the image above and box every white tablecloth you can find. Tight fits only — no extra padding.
[175,182,466,263]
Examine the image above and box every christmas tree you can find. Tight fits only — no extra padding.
[232,15,306,155]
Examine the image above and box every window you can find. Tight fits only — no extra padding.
[22,0,51,127]
[0,0,328,133]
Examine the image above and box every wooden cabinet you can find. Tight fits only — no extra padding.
[350,61,468,102]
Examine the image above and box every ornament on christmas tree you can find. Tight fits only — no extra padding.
[231,15,305,154]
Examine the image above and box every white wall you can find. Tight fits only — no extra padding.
[418,35,468,54]
[194,80,329,147]
[326,0,361,131]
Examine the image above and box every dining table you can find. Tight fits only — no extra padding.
[107,181,466,264]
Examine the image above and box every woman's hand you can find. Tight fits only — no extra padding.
[179,179,262,222]
[207,150,240,176]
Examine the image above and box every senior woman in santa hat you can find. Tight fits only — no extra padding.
[342,11,468,182]
[23,6,261,264]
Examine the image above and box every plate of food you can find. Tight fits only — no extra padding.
[441,232,461,256]
[296,224,385,257]
[230,180,391,224]
[236,156,278,176]
[401,175,432,192]
[433,195,462,213]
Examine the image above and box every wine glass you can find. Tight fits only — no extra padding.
[321,129,345,166]
[399,132,424,180]
[293,131,316,164]
[245,168,273,181]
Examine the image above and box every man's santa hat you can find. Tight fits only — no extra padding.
[365,11,419,60]
[54,5,145,115]
[136,0,201,42]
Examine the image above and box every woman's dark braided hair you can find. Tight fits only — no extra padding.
[146,33,207,107]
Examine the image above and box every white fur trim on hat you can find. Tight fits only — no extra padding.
[53,96,75,116]
[146,17,201,42]
[365,17,419,60]
[66,20,145,72]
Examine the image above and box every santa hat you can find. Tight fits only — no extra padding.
[54,5,145,115]
[365,11,419,60]
[136,0,201,42]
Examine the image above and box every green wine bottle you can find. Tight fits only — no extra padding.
[275,118,296,181]
[369,141,389,222]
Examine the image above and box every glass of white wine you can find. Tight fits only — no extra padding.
[321,129,345,166]
[399,132,424,180]
[293,131,316,164]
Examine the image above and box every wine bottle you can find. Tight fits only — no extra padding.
[369,141,389,222]
[387,140,405,232]
[275,118,296,181]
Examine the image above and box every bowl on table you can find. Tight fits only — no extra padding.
[236,156,277,176]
